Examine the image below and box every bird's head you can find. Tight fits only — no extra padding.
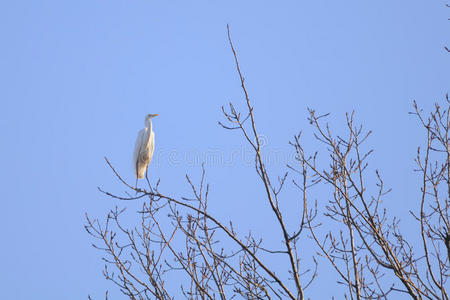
[145,114,159,123]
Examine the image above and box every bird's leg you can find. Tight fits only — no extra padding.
[135,178,139,195]
[145,168,154,194]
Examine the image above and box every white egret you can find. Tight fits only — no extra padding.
[133,114,158,185]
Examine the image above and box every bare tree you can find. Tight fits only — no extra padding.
[288,98,449,300]
[86,26,449,300]
[446,4,450,53]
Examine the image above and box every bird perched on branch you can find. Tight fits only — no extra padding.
[133,114,158,185]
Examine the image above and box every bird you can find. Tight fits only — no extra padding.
[133,114,158,187]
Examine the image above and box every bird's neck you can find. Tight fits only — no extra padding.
[147,120,153,133]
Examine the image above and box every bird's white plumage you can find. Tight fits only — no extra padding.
[133,114,157,179]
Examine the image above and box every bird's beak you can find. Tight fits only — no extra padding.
[153,114,159,117]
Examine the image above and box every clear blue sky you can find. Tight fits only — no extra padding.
[1,1,448,299]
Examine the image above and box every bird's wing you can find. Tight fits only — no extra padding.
[148,131,155,163]
[133,129,146,177]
